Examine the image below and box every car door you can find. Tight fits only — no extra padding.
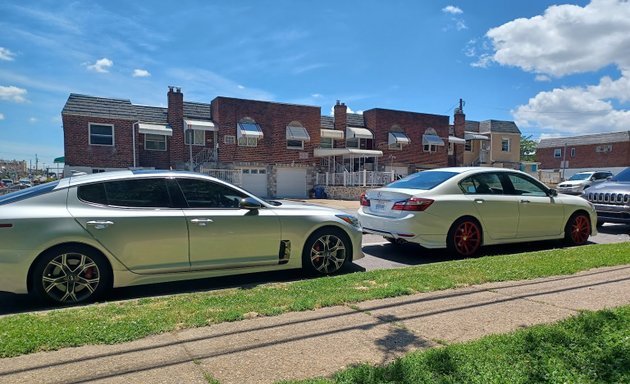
[175,177,282,270]
[460,173,518,240]
[67,178,190,274]
[504,173,565,238]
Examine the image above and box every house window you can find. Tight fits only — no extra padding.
[570,147,576,157]
[224,135,236,144]
[287,139,304,150]
[346,138,360,148]
[238,137,258,147]
[144,134,167,151]
[554,148,562,158]
[286,123,310,150]
[320,137,333,149]
[185,130,205,146]
[501,138,510,152]
[89,123,114,146]
[531,164,538,172]
[465,140,472,152]
[423,144,437,153]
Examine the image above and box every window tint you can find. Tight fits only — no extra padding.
[506,174,548,196]
[176,178,247,208]
[460,173,503,194]
[77,178,171,207]
[386,171,458,190]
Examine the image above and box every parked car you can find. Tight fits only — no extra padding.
[0,170,363,304]
[581,166,630,225]
[557,171,612,195]
[358,167,596,257]
[1,179,13,188]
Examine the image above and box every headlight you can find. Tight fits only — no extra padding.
[336,214,361,229]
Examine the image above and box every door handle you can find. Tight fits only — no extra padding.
[520,199,531,204]
[191,218,214,226]
[474,199,485,204]
[86,220,114,230]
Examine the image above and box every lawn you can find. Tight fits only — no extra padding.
[285,305,630,384]
[0,242,628,358]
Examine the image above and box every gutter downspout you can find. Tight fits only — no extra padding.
[132,122,138,168]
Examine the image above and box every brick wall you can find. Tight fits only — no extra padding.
[363,108,450,169]
[167,88,185,167]
[62,115,135,168]
[211,97,321,165]
[537,142,630,170]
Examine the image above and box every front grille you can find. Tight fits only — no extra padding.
[587,192,630,205]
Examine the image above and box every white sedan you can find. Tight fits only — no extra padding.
[358,167,597,257]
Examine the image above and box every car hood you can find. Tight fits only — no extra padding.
[559,180,587,186]
[584,181,630,193]
[268,199,347,214]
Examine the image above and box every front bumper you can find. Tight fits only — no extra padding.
[594,204,630,224]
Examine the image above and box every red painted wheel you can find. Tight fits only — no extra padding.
[448,218,482,257]
[565,213,591,246]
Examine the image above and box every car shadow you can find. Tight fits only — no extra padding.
[0,263,367,316]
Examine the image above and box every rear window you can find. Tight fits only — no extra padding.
[77,178,172,208]
[0,181,60,206]
[386,171,458,190]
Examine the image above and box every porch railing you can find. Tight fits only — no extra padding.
[200,168,243,186]
[315,170,395,187]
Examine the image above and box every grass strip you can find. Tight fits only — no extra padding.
[0,242,628,358]
[286,305,630,384]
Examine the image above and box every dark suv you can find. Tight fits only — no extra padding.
[582,167,630,225]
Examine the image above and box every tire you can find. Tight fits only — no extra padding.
[564,212,591,246]
[31,245,110,304]
[302,227,351,275]
[447,218,482,257]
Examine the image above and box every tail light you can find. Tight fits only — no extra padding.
[392,197,434,211]
[359,192,370,207]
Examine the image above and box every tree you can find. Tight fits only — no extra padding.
[520,135,538,162]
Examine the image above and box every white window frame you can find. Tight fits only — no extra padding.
[238,136,258,147]
[501,138,510,152]
[287,139,304,150]
[554,148,562,158]
[389,142,403,151]
[144,134,167,151]
[346,138,360,148]
[570,147,576,157]
[224,135,236,145]
[185,129,205,146]
[465,140,472,152]
[89,123,114,146]
[423,144,437,153]
[320,137,333,149]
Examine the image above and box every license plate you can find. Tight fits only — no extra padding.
[373,201,386,212]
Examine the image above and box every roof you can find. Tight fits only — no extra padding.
[62,94,213,124]
[346,113,365,127]
[465,120,520,134]
[320,116,334,129]
[537,131,630,148]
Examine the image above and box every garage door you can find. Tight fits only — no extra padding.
[241,168,268,197]
[276,168,307,198]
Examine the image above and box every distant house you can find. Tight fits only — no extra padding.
[536,131,630,178]
[462,120,522,169]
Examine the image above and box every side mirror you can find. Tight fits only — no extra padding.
[239,197,263,210]
[548,188,558,197]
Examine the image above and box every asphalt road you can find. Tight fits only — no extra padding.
[1,223,628,316]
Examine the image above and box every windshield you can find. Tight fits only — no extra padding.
[386,171,459,190]
[568,173,591,181]
[612,167,630,182]
[0,180,60,206]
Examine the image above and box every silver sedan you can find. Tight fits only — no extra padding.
[0,170,363,304]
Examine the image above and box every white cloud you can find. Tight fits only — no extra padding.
[132,69,151,78]
[481,0,630,135]
[486,0,630,76]
[87,58,113,73]
[29,117,38,123]
[0,47,16,61]
[0,113,4,120]
[0,85,28,103]
[442,5,463,15]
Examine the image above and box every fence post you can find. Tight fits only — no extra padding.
[343,171,347,187]
[326,172,329,186]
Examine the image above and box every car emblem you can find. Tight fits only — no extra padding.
[376,192,383,198]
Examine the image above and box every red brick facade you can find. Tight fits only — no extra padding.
[537,141,630,170]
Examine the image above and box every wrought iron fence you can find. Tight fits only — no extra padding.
[201,168,243,186]
[315,170,394,187]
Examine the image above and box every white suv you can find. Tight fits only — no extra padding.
[557,171,612,195]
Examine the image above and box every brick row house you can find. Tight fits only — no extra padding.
[62,87,518,198]
[537,131,630,179]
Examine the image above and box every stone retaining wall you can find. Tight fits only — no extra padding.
[323,186,367,200]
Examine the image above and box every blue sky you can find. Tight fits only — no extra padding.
[1,0,629,169]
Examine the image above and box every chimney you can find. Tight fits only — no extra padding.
[167,86,185,167]
[334,101,347,132]
[453,98,466,166]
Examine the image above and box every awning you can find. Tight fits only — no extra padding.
[237,122,264,139]
[422,134,445,146]
[314,148,383,158]
[138,123,173,136]
[448,136,467,145]
[346,126,373,139]
[286,126,311,141]
[320,129,344,140]
[465,132,490,141]
[184,119,216,131]
[54,156,65,163]
[388,132,410,145]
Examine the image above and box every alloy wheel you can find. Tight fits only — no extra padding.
[309,234,347,274]
[41,252,101,303]
[453,221,481,257]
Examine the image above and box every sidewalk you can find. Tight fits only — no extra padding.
[1,265,629,383]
